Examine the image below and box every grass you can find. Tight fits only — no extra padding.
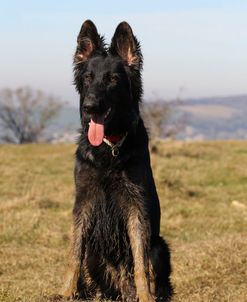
[0,141,247,301]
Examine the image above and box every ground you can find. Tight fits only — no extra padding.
[0,141,246,302]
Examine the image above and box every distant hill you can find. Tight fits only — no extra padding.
[174,95,247,140]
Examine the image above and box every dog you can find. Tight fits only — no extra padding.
[60,20,173,301]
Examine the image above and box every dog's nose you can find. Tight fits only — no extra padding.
[83,94,99,114]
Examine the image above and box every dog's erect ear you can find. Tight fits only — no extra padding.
[109,22,142,69]
[74,20,105,63]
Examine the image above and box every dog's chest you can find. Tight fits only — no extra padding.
[87,193,131,262]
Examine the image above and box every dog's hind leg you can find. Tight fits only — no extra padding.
[127,211,155,302]
[150,236,173,301]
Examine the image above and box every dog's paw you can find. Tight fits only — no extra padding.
[138,293,156,302]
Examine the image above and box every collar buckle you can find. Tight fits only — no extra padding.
[103,132,128,157]
[111,146,119,157]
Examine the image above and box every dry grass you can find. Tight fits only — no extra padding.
[0,142,246,301]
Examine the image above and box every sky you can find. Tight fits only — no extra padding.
[0,0,247,105]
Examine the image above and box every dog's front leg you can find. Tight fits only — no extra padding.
[128,211,155,302]
[60,205,92,299]
[60,224,84,298]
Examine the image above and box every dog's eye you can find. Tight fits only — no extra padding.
[110,74,119,84]
[84,74,93,83]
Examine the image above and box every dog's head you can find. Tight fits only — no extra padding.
[73,20,143,146]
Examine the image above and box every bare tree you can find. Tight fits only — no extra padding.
[141,99,185,140]
[0,87,62,144]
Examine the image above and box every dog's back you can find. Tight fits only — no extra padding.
[61,20,173,302]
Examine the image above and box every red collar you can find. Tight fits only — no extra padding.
[104,134,125,144]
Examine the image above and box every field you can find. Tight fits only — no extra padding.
[0,142,246,302]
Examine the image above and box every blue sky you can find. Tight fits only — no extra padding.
[0,0,247,104]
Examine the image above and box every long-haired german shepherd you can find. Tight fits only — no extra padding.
[60,20,173,301]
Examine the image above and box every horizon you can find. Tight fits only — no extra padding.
[0,1,247,104]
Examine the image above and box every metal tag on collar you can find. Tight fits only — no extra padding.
[111,146,119,157]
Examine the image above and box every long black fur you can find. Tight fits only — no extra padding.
[69,20,173,301]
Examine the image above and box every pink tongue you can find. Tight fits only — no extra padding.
[88,115,105,146]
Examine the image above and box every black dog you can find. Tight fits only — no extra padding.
[61,20,173,301]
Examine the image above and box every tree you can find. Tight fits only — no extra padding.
[141,99,185,140]
[0,87,62,144]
